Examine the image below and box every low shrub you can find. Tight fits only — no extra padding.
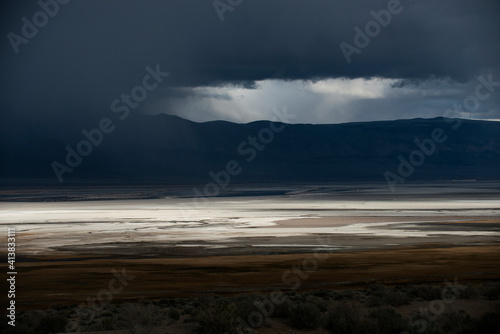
[460,286,480,299]
[409,285,443,301]
[235,298,259,321]
[119,303,165,334]
[183,305,197,316]
[196,302,239,334]
[325,302,362,334]
[169,308,180,321]
[471,311,500,334]
[366,284,411,307]
[100,316,116,331]
[335,289,362,301]
[383,290,411,307]
[306,296,329,312]
[3,324,35,334]
[366,295,384,307]
[312,289,333,300]
[34,314,68,334]
[271,299,290,318]
[288,302,321,329]
[483,283,500,300]
[368,307,405,334]
[440,309,472,334]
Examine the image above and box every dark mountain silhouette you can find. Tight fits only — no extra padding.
[1,115,499,184]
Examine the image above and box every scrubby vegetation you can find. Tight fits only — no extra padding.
[288,302,322,329]
[196,301,239,334]
[5,282,500,333]
[325,302,364,334]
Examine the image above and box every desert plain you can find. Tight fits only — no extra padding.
[1,182,499,312]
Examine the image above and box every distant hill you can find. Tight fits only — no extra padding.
[1,115,499,184]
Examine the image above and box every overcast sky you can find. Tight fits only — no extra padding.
[1,0,499,127]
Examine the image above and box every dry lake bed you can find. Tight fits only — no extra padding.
[1,182,499,309]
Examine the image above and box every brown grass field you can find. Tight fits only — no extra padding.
[11,244,500,310]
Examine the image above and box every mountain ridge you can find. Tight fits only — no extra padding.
[1,115,499,184]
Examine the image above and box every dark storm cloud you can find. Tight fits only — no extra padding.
[154,87,232,101]
[0,0,499,128]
